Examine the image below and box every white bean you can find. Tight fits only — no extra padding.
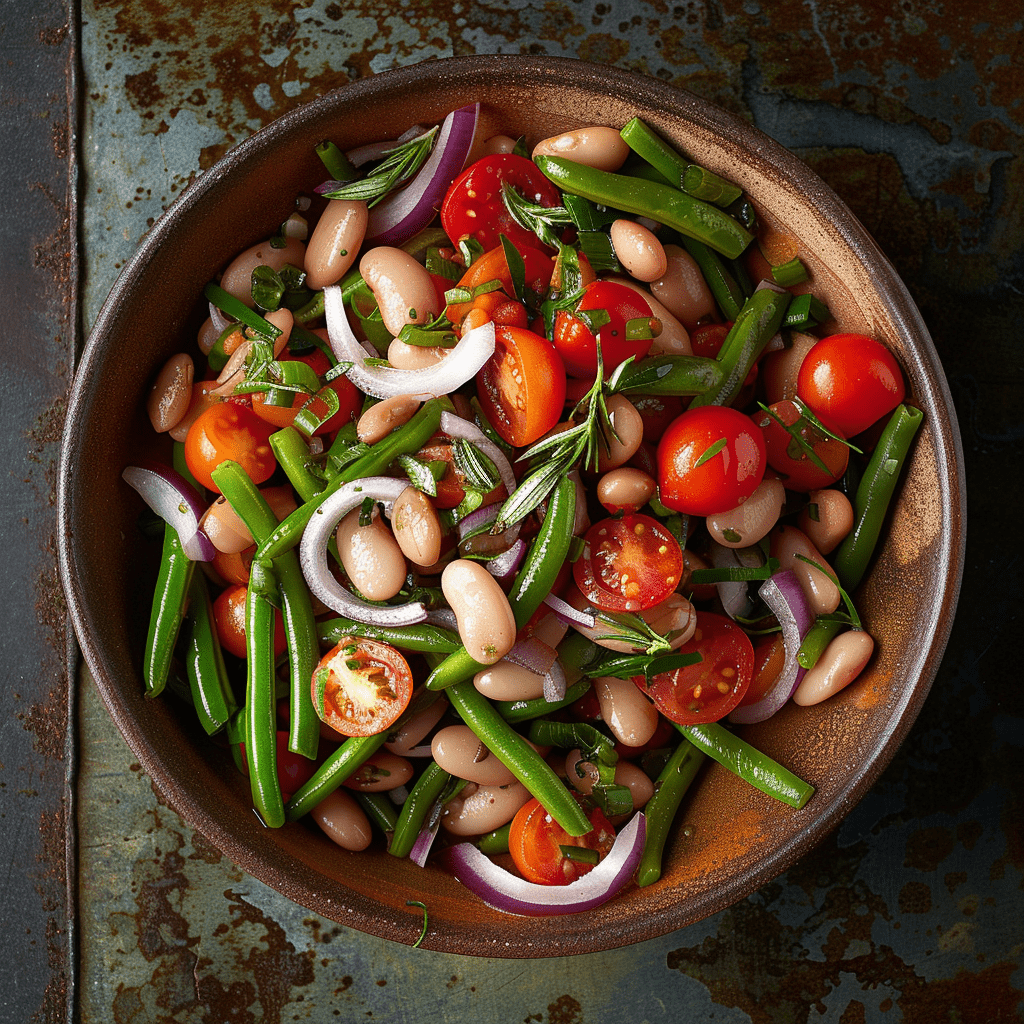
[793,630,874,706]
[219,235,307,308]
[531,126,630,171]
[441,781,532,836]
[610,219,668,282]
[384,697,447,756]
[592,675,660,747]
[389,486,443,567]
[146,353,194,432]
[597,467,657,514]
[441,559,516,665]
[650,244,716,329]
[799,488,855,555]
[359,246,439,337]
[707,478,786,549]
[772,524,841,616]
[310,789,373,851]
[200,495,252,554]
[564,751,655,810]
[386,338,448,370]
[596,394,644,471]
[473,660,547,702]
[431,725,517,786]
[342,751,414,792]
[761,332,819,405]
[356,394,421,444]
[335,506,408,602]
[304,199,368,290]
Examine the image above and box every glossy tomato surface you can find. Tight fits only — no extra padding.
[184,402,276,493]
[212,584,287,660]
[756,399,849,492]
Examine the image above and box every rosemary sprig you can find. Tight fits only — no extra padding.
[500,182,574,249]
[321,127,438,208]
[757,398,863,475]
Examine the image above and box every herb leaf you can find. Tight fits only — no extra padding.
[322,127,438,208]
[500,182,573,249]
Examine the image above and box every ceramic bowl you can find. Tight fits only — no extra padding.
[59,55,965,956]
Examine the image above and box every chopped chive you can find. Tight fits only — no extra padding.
[771,256,809,287]
[682,164,743,207]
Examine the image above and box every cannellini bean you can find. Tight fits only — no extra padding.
[596,394,644,471]
[644,593,698,647]
[482,133,518,155]
[473,659,547,702]
[799,488,855,554]
[608,276,692,355]
[197,316,220,356]
[564,751,655,809]
[772,524,841,616]
[386,338,449,370]
[384,696,447,756]
[441,559,516,665]
[169,382,222,443]
[146,353,194,432]
[219,235,307,308]
[592,675,660,747]
[335,506,408,602]
[431,725,517,786]
[310,789,373,851]
[650,245,717,329]
[356,394,421,444]
[441,781,532,836]
[793,630,874,706]
[610,219,668,282]
[359,246,439,337]
[761,332,819,405]
[342,751,414,792]
[200,494,253,554]
[532,126,630,171]
[389,485,442,566]
[304,199,368,290]
[707,478,786,549]
[597,466,657,514]
[528,612,569,651]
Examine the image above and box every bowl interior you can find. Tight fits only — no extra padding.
[60,55,965,956]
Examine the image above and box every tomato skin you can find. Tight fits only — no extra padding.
[441,154,563,253]
[212,584,287,660]
[444,243,554,327]
[639,612,754,725]
[796,332,905,437]
[476,325,567,447]
[311,638,413,738]
[184,402,277,493]
[657,406,766,516]
[239,731,318,800]
[690,322,732,359]
[415,434,507,510]
[756,399,849,492]
[553,280,655,379]
[573,513,684,613]
[632,393,685,445]
[508,795,616,885]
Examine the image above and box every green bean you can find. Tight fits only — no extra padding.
[284,733,388,820]
[355,791,399,836]
[495,678,593,724]
[682,164,743,207]
[607,353,725,397]
[212,461,320,760]
[687,287,790,409]
[244,564,286,828]
[184,572,238,735]
[172,440,203,491]
[315,138,357,182]
[674,721,815,809]
[270,427,326,503]
[389,761,454,858]
[446,680,592,836]
[619,116,688,188]
[833,404,924,592]
[636,737,706,887]
[507,474,577,629]
[476,821,512,855]
[679,235,745,321]
[424,646,487,692]
[318,617,462,654]
[143,523,196,697]
[798,617,848,670]
[535,155,754,260]
[771,256,809,287]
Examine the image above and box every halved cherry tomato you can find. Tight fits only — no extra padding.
[508,794,616,885]
[476,325,567,447]
[738,633,786,709]
[212,583,287,660]
[441,154,563,253]
[573,513,684,613]
[796,332,905,437]
[756,399,848,492]
[184,402,277,493]
[638,611,754,725]
[311,637,413,737]
[657,405,766,516]
[552,280,656,379]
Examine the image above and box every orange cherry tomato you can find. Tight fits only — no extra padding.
[212,583,287,660]
[184,402,276,493]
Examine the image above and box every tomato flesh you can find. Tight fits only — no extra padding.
[184,402,277,493]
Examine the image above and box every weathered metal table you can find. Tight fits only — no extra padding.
[4,1,1022,1020]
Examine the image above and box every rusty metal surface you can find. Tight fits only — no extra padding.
[61,0,1024,1021]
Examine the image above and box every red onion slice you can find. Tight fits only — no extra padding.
[504,637,558,676]
[208,301,232,333]
[298,477,430,627]
[487,538,526,582]
[543,657,568,703]
[122,462,215,562]
[442,812,646,916]
[729,570,815,725]
[365,104,480,247]
[323,283,495,400]
[543,593,597,630]
[409,819,441,868]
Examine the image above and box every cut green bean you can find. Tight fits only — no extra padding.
[315,139,357,182]
[184,572,238,735]
[619,116,688,188]
[389,761,454,858]
[475,821,512,855]
[143,523,196,698]
[833,404,924,592]
[204,282,283,340]
[318,617,462,654]
[798,617,848,670]
[679,235,745,321]
[495,678,593,725]
[424,646,487,692]
[355,791,399,835]
[682,164,743,207]
[675,721,815,809]
[270,427,326,503]
[771,256,809,287]
[606,353,725,397]
[285,733,388,820]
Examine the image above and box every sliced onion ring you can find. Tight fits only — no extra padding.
[208,301,232,334]
[298,477,429,627]
[486,538,526,582]
[122,462,215,562]
[323,283,495,400]
[729,569,815,725]
[543,593,597,630]
[543,657,568,703]
[442,812,646,916]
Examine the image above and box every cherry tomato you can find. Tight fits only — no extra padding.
[573,513,684,613]
[441,154,563,253]
[756,399,849,492]
[444,243,554,327]
[796,332,905,437]
[212,545,254,586]
[212,584,287,660]
[552,280,655,379]
[631,393,684,444]
[289,340,363,434]
[184,402,276,493]
[508,794,616,885]
[737,633,786,709]
[690,322,732,359]
[414,434,507,510]
[238,731,318,800]
[476,325,567,447]
[657,406,766,516]
[638,612,754,725]
[311,637,413,737]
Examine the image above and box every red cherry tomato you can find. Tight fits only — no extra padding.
[657,406,766,516]
[311,638,414,737]
[475,325,567,447]
[444,243,554,327]
[796,332,905,437]
[184,402,277,493]
[756,399,849,492]
[631,393,685,445]
[238,731,318,800]
[689,322,732,358]
[552,280,655,379]
[573,513,684,613]
[737,633,787,709]
[638,612,754,725]
[212,584,287,660]
[288,339,363,434]
[508,795,616,885]
[441,154,563,253]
